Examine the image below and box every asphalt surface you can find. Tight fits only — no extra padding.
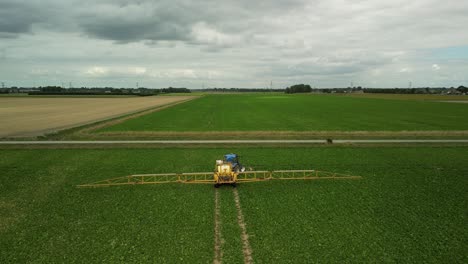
[1,139,468,144]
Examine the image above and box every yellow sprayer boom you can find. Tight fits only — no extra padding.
[76,170,361,188]
[77,153,361,188]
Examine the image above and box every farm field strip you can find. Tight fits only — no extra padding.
[1,147,466,262]
[2,139,468,145]
[60,131,468,140]
[340,93,468,101]
[97,94,468,133]
[439,100,468,103]
[67,130,468,140]
[0,96,197,138]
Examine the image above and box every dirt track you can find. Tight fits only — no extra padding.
[0,96,195,137]
[439,100,468,104]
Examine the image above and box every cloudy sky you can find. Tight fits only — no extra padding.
[1,0,468,88]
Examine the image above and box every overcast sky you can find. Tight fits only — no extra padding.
[1,0,468,88]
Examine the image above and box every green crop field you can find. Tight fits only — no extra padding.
[1,146,466,262]
[97,94,468,133]
[341,93,468,101]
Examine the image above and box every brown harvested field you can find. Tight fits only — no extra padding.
[0,96,196,137]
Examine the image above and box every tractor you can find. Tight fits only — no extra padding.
[214,153,246,188]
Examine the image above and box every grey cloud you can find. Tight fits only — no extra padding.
[77,2,194,43]
[1,0,468,88]
[276,63,367,77]
[267,52,394,78]
[76,0,305,45]
[0,1,43,37]
[81,18,190,43]
[0,0,307,45]
[0,0,75,38]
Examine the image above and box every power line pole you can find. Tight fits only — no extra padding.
[1,82,4,89]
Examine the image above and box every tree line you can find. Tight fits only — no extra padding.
[285,84,312,94]
[1,84,467,95]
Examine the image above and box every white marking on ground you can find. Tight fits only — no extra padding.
[232,188,253,264]
[214,189,223,264]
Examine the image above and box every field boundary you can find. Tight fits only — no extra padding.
[2,139,468,145]
[65,130,468,140]
[61,96,199,139]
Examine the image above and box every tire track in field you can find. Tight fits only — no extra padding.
[214,189,223,264]
[232,188,253,264]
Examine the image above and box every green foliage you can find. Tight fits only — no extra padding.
[161,87,191,93]
[0,147,467,262]
[39,86,64,93]
[98,94,468,132]
[457,85,468,93]
[285,84,312,94]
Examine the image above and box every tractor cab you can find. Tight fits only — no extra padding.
[224,153,245,173]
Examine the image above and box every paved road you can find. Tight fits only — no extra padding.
[1,139,468,144]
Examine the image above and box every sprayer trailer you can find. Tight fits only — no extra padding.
[214,153,246,187]
[77,153,361,188]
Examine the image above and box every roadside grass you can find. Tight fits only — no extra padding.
[1,147,467,262]
[97,94,468,133]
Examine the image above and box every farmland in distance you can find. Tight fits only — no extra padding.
[0,96,195,138]
[98,94,468,133]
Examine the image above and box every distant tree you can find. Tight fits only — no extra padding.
[161,87,191,93]
[40,86,63,93]
[457,85,467,93]
[285,84,312,94]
